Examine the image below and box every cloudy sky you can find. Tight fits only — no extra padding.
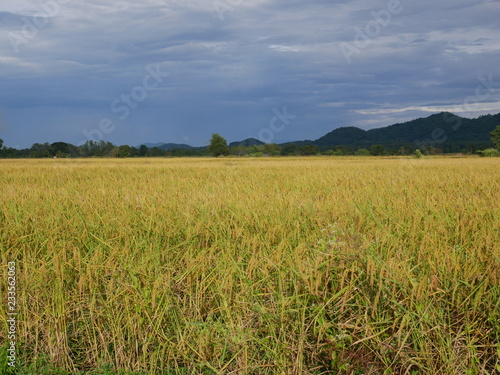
[0,0,499,148]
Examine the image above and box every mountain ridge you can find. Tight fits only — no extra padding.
[141,112,499,152]
[314,112,500,150]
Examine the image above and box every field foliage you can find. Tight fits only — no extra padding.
[1,157,499,374]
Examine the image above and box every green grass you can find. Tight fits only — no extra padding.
[1,157,499,374]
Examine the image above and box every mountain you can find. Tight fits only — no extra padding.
[158,143,194,150]
[229,138,265,148]
[315,112,500,151]
[138,142,196,150]
[314,126,367,146]
[139,112,499,152]
[139,142,169,148]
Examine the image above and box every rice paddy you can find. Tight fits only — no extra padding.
[1,156,499,374]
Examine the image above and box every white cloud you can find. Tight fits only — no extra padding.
[268,44,302,52]
[356,102,500,116]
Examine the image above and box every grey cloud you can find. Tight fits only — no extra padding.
[0,11,26,28]
[0,0,498,148]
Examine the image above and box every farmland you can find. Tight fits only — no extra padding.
[1,157,499,374]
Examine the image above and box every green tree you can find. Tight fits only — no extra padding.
[281,143,297,156]
[147,147,165,157]
[80,140,115,157]
[325,146,347,156]
[139,145,148,156]
[230,146,248,156]
[369,144,386,156]
[478,148,500,157]
[263,143,281,156]
[355,148,370,156]
[491,125,500,149]
[399,146,410,155]
[51,142,80,157]
[30,143,52,158]
[208,133,229,157]
[298,145,319,156]
[111,145,132,158]
[1,147,16,158]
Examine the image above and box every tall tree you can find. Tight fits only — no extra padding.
[299,145,319,156]
[369,144,386,156]
[147,147,165,157]
[80,140,115,157]
[51,142,80,157]
[139,145,148,156]
[281,143,297,156]
[263,143,281,156]
[208,133,229,157]
[30,143,52,158]
[491,125,500,149]
[111,145,133,158]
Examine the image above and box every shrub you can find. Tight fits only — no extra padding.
[478,148,500,157]
[355,148,370,156]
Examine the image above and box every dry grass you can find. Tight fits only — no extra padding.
[1,157,499,374]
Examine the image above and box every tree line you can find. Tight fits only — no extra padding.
[1,127,499,159]
[0,138,418,158]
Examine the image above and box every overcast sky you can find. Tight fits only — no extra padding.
[1,0,499,148]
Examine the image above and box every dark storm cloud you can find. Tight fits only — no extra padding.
[0,0,499,148]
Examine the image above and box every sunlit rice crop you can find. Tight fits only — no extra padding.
[1,157,499,374]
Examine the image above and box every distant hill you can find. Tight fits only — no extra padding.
[158,143,194,150]
[138,142,194,150]
[140,112,499,152]
[229,138,265,148]
[139,142,169,149]
[314,126,367,146]
[315,112,500,151]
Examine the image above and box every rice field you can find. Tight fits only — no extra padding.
[1,156,499,374]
